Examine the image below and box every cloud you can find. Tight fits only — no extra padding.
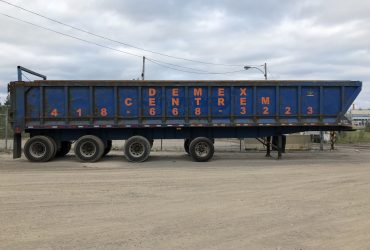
[0,0,369,107]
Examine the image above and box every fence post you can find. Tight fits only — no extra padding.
[5,108,8,150]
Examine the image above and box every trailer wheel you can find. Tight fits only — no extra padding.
[103,140,112,156]
[24,135,55,162]
[56,141,72,157]
[189,137,214,162]
[74,135,104,162]
[184,139,191,154]
[46,136,58,159]
[124,136,151,162]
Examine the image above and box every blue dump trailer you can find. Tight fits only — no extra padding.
[8,76,361,162]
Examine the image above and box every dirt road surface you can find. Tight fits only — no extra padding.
[1,145,370,249]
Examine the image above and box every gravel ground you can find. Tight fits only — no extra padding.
[1,144,370,249]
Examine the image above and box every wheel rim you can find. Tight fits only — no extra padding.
[29,142,47,158]
[194,142,209,157]
[79,141,97,158]
[129,142,145,158]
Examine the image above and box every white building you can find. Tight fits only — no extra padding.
[347,109,370,128]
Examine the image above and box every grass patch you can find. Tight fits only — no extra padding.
[337,130,370,144]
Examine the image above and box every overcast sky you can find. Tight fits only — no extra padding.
[0,0,369,108]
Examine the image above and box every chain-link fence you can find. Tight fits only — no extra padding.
[0,106,11,150]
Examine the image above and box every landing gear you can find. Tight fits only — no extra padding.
[265,136,271,157]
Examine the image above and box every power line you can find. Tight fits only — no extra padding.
[0,0,245,67]
[0,13,247,75]
[0,13,142,58]
[148,58,212,73]
[146,58,246,75]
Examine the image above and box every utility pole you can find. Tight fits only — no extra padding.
[243,62,268,154]
[140,56,162,150]
[5,107,8,150]
[141,56,146,80]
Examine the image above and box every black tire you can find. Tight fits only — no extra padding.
[46,136,58,159]
[24,135,55,162]
[56,141,72,157]
[74,135,105,162]
[124,136,151,162]
[184,139,191,154]
[103,140,112,156]
[189,137,214,162]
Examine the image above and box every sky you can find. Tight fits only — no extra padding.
[0,0,369,108]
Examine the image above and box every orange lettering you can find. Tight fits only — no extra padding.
[263,106,269,115]
[149,108,156,116]
[307,106,313,115]
[125,98,132,106]
[240,107,247,115]
[172,88,178,96]
[172,98,179,106]
[50,108,58,117]
[218,88,224,96]
[76,108,82,117]
[218,98,224,106]
[149,88,156,96]
[195,108,201,116]
[172,108,178,116]
[240,97,246,106]
[284,106,291,115]
[261,97,270,105]
[194,88,202,96]
[149,98,156,106]
[194,97,201,105]
[240,88,247,96]
[100,108,107,117]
